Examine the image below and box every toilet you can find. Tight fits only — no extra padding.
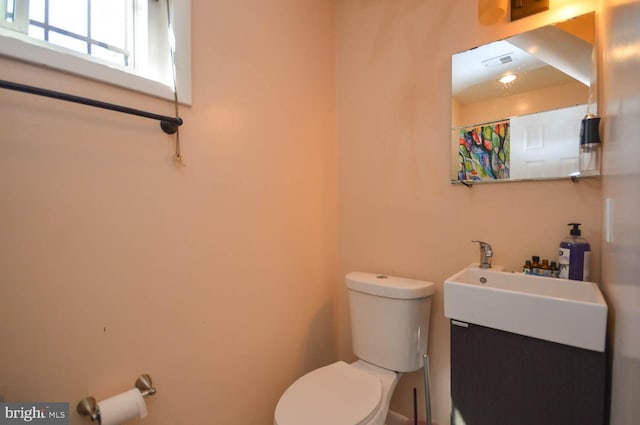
[275,272,435,425]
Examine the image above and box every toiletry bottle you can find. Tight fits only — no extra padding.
[531,256,541,276]
[522,260,532,274]
[541,259,551,277]
[550,261,560,278]
[579,114,602,176]
[559,223,591,281]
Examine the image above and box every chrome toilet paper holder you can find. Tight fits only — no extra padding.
[77,374,157,422]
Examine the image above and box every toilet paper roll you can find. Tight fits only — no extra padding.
[97,388,148,425]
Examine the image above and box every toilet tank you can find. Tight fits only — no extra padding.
[346,272,435,373]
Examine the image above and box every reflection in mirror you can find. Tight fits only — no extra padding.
[451,12,597,183]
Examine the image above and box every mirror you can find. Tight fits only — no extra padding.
[451,12,596,183]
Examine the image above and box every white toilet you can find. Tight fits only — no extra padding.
[275,272,435,425]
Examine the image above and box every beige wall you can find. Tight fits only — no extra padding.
[0,1,337,424]
[1,0,619,424]
[336,0,600,423]
[455,80,588,128]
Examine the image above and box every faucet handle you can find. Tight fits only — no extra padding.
[471,240,492,250]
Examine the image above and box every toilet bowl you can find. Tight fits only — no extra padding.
[274,272,435,425]
[274,360,400,425]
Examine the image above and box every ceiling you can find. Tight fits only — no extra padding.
[452,13,594,105]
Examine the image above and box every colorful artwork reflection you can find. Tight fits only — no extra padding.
[457,120,510,181]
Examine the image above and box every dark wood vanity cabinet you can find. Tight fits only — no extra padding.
[450,320,606,425]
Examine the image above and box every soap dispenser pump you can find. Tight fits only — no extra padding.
[559,223,591,281]
[579,114,601,176]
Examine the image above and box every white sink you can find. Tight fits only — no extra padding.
[444,266,608,352]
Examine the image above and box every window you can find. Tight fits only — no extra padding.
[0,0,191,104]
[2,0,133,67]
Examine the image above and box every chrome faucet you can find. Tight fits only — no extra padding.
[472,240,493,268]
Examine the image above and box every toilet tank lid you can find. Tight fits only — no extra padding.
[346,272,435,299]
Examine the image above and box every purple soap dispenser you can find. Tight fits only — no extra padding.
[558,223,591,281]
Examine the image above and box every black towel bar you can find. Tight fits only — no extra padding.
[0,79,183,134]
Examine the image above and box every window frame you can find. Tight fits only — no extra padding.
[0,0,192,104]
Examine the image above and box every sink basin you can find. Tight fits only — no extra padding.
[444,266,608,352]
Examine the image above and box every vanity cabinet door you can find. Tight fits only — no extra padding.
[450,321,605,425]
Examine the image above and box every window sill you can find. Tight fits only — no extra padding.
[0,26,192,105]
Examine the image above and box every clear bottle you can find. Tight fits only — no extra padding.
[579,114,601,176]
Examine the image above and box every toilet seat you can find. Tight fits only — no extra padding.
[274,361,383,425]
